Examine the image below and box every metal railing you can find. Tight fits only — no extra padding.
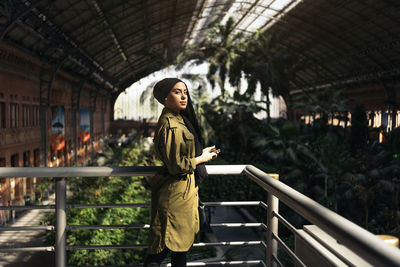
[1,165,400,267]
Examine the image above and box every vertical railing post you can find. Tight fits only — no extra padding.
[266,174,279,267]
[55,178,67,267]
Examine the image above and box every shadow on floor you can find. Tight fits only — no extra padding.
[3,252,54,267]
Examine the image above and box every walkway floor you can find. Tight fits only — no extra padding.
[200,206,265,265]
[0,194,55,267]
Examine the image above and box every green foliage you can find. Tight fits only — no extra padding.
[174,11,400,253]
[139,81,159,116]
[177,18,300,121]
[202,92,267,162]
[66,174,150,266]
[176,15,400,237]
[294,87,351,118]
[350,104,369,153]
[200,158,269,203]
[44,138,160,266]
[198,84,400,236]
[176,17,246,96]
[34,177,53,203]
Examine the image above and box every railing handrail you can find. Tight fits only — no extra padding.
[0,165,247,178]
[1,165,400,267]
[243,165,400,267]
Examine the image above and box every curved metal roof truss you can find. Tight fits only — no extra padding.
[0,0,399,95]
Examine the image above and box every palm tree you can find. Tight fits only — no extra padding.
[178,19,301,121]
[230,30,299,122]
[293,86,351,128]
[176,17,245,97]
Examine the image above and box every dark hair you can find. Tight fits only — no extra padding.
[181,90,204,146]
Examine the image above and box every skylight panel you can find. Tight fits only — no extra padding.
[263,9,278,17]
[255,6,267,14]
[186,0,300,44]
[270,0,292,10]
[247,15,270,32]
[238,13,260,32]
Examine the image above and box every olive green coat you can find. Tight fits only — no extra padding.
[147,108,199,253]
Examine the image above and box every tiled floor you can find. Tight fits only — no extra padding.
[207,206,265,263]
[0,194,55,267]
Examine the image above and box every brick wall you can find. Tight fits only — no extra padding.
[0,42,111,213]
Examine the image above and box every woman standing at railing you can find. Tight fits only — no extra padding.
[143,78,219,267]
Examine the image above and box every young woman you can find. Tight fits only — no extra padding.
[144,78,219,267]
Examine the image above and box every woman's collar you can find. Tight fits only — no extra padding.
[163,107,180,116]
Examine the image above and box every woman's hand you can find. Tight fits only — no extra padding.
[196,145,220,165]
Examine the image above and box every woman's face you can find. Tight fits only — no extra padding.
[165,82,187,113]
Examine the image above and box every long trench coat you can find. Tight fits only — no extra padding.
[146,107,199,254]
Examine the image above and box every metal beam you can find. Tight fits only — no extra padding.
[117,59,165,90]
[13,21,106,87]
[164,0,179,62]
[182,0,207,48]
[100,94,108,139]
[0,0,42,40]
[266,1,386,75]
[88,0,138,88]
[71,4,145,45]
[141,0,151,55]
[71,78,85,163]
[12,17,115,90]
[230,0,261,33]
[39,57,66,167]
[89,89,97,160]
[260,0,301,32]
[9,0,118,90]
[90,0,128,62]
[290,67,400,97]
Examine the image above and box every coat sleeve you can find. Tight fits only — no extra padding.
[159,126,197,176]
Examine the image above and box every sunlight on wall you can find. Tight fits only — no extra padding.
[301,110,400,131]
[114,62,286,122]
[114,63,210,122]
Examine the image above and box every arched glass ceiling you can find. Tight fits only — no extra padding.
[186,0,301,45]
[1,0,399,96]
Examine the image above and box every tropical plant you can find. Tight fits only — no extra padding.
[176,17,245,97]
[293,86,352,129]
[44,138,159,266]
[230,30,299,121]
[202,91,267,161]
[202,84,400,235]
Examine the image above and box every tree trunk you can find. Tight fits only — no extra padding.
[283,94,293,121]
[394,183,399,230]
[391,107,397,132]
[382,79,397,132]
[365,204,369,230]
[334,173,338,212]
[266,92,271,123]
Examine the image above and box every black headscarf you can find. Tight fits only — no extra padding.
[153,78,182,105]
[153,78,208,185]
